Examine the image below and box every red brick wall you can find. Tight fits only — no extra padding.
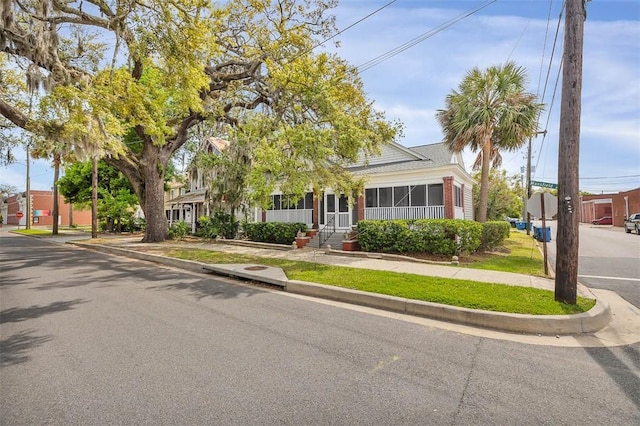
[443,176,454,219]
[357,194,365,222]
[581,187,640,227]
[3,191,92,226]
[611,188,640,226]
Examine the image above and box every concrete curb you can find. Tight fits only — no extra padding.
[285,280,611,335]
[69,241,612,336]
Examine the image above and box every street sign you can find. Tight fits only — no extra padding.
[531,180,558,189]
[527,193,558,218]
[15,211,24,219]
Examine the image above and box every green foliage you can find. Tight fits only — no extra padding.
[357,219,483,256]
[472,169,523,220]
[58,159,141,233]
[243,222,308,245]
[436,62,544,222]
[168,221,189,240]
[197,216,218,240]
[197,210,239,240]
[1,0,399,243]
[480,221,512,251]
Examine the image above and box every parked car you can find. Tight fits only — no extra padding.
[591,216,612,225]
[624,213,640,234]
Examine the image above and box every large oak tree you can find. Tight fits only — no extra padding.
[0,0,398,242]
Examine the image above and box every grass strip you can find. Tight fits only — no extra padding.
[165,248,595,315]
[464,230,547,276]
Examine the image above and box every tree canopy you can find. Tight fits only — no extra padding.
[436,62,543,223]
[472,169,523,221]
[0,0,399,242]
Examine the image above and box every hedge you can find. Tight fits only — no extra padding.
[357,219,483,256]
[243,222,308,245]
[480,221,511,251]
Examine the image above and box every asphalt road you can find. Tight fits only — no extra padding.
[1,232,639,424]
[541,222,640,308]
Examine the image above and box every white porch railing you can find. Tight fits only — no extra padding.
[266,209,313,224]
[364,206,445,220]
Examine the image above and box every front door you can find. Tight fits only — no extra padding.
[325,194,351,230]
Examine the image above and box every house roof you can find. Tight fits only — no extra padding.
[166,188,206,205]
[349,142,458,175]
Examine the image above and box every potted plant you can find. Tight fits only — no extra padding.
[342,230,360,251]
[294,229,310,249]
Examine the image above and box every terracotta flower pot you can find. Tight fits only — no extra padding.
[342,240,360,251]
[295,236,310,248]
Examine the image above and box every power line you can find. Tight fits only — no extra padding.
[289,0,399,64]
[357,0,498,73]
[532,0,566,180]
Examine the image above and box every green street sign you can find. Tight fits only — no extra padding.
[531,180,558,189]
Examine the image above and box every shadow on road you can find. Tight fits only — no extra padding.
[148,276,267,300]
[584,345,640,412]
[0,330,52,367]
[1,299,88,324]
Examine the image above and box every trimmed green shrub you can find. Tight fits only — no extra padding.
[168,221,189,239]
[357,219,483,256]
[197,215,218,239]
[480,221,512,251]
[243,222,308,245]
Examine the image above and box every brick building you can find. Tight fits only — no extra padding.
[1,190,92,227]
[580,187,640,227]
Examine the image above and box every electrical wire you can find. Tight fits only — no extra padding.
[288,0,399,65]
[532,0,566,180]
[356,0,497,73]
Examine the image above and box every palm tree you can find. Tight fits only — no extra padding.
[436,62,544,222]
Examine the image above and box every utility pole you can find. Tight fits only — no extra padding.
[526,137,533,235]
[555,0,586,304]
[91,157,98,238]
[25,142,31,230]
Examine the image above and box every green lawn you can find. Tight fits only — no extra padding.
[462,230,548,276]
[11,229,54,236]
[165,248,595,315]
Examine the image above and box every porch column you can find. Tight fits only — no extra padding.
[312,195,319,229]
[443,176,454,219]
[357,194,365,222]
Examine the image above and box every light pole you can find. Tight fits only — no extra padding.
[525,130,546,235]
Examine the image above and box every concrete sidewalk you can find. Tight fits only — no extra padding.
[55,235,640,347]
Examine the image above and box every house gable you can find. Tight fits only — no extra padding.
[352,141,426,167]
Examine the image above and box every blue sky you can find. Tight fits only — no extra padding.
[2,0,639,194]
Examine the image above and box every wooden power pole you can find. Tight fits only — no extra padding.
[91,157,98,238]
[555,0,586,304]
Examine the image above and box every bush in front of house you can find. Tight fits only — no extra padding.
[168,220,189,239]
[243,222,308,245]
[357,219,483,256]
[480,221,512,251]
[197,215,218,239]
[197,210,239,240]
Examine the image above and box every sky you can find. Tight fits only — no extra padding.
[2,0,639,195]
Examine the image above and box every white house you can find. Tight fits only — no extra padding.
[261,142,475,231]
[165,137,229,233]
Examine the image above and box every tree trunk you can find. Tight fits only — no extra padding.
[555,0,584,305]
[52,154,60,235]
[477,140,492,223]
[140,160,168,243]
